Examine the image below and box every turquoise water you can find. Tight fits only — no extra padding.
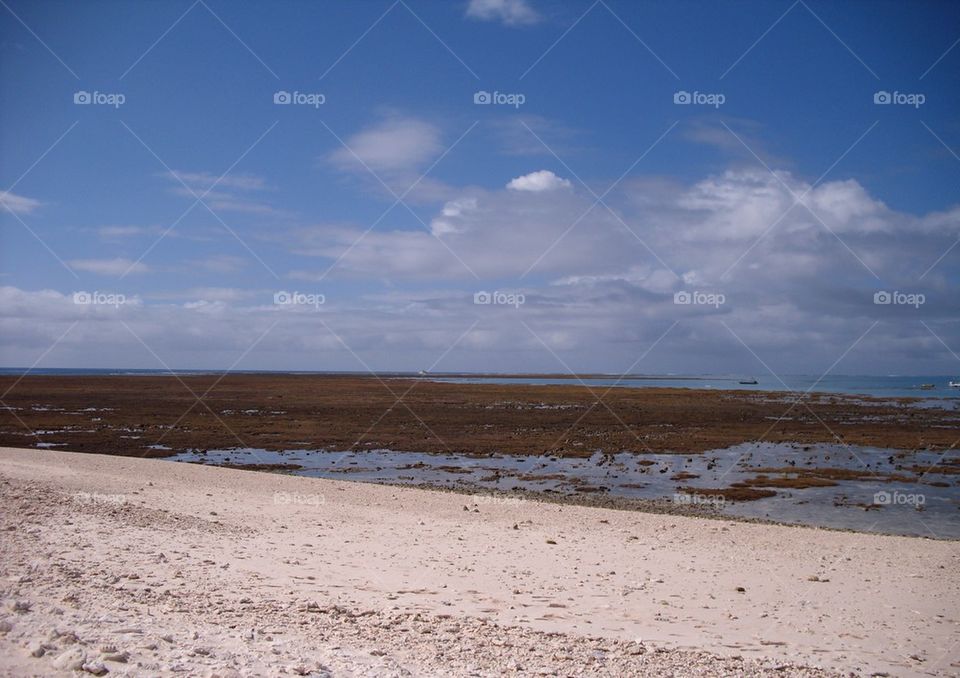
[427,374,960,403]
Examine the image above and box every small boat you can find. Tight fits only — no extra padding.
[919,383,935,390]
[739,378,759,385]
[950,381,960,388]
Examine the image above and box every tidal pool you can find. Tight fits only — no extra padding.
[169,442,960,539]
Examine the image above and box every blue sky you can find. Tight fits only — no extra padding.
[1,0,959,375]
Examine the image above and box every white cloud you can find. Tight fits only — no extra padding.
[179,287,255,303]
[97,226,147,238]
[431,197,478,236]
[5,165,959,374]
[94,224,216,244]
[2,263,958,375]
[0,191,42,214]
[507,170,572,192]
[328,117,443,174]
[164,170,284,216]
[487,116,581,157]
[97,225,155,238]
[190,255,248,274]
[466,0,540,26]
[283,166,960,308]
[552,266,678,294]
[204,194,286,215]
[167,171,268,193]
[69,258,150,276]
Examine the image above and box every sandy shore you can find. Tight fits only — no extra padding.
[0,447,957,677]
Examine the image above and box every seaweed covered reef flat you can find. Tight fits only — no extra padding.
[1,374,957,459]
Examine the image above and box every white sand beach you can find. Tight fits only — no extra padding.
[0,446,957,677]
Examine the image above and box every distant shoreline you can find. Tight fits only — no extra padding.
[0,368,737,380]
[1,367,955,380]
[2,369,957,403]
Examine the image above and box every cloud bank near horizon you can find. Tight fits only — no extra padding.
[3,143,958,375]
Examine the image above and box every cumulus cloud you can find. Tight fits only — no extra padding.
[5,163,959,374]
[466,0,540,26]
[0,191,42,214]
[431,197,478,236]
[507,170,572,192]
[282,167,960,338]
[1,262,957,375]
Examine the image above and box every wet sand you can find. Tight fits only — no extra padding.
[0,447,957,676]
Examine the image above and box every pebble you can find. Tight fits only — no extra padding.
[82,660,109,675]
[52,646,87,670]
[102,650,130,662]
